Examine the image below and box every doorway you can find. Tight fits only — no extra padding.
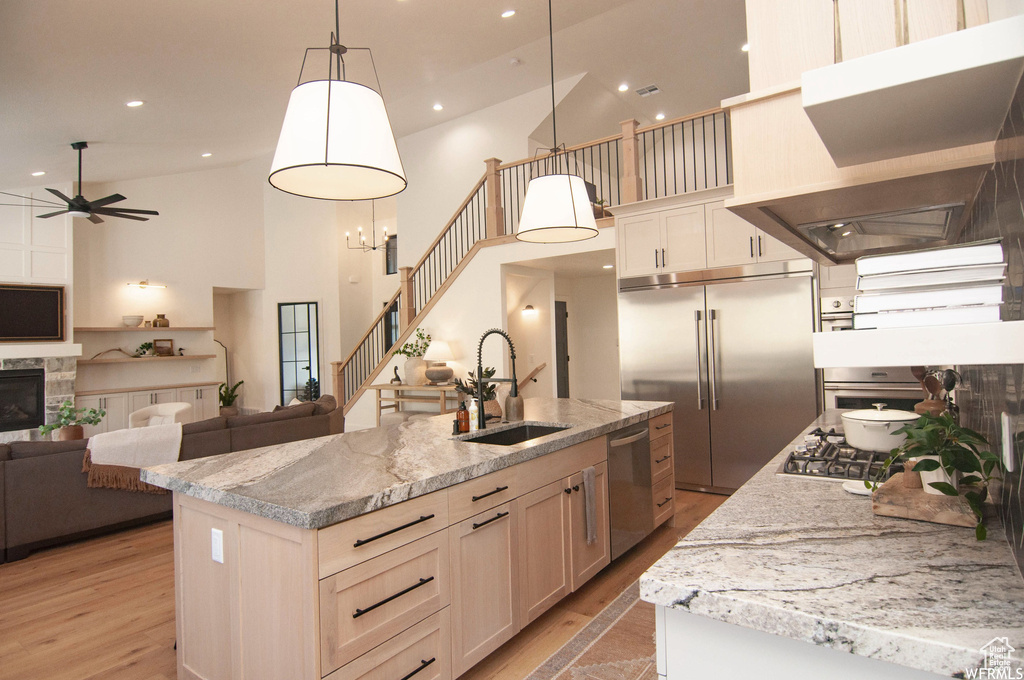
[555,300,569,398]
[278,302,320,405]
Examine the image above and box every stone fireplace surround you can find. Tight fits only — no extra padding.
[0,356,76,444]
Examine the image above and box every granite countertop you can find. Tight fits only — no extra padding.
[640,410,1024,678]
[142,397,670,530]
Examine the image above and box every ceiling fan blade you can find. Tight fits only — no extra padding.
[93,207,159,215]
[0,191,64,206]
[97,211,149,222]
[87,193,127,208]
[36,209,70,219]
[87,213,104,224]
[46,188,75,204]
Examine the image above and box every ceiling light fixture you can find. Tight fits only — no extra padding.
[345,200,388,251]
[126,100,145,107]
[201,152,212,158]
[516,0,598,244]
[618,83,629,92]
[127,280,166,289]
[655,113,666,121]
[268,0,406,201]
[741,43,750,52]
[433,103,444,111]
[501,9,516,18]
[602,264,614,269]
[31,171,46,177]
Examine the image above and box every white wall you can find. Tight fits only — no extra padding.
[562,272,620,401]
[504,266,556,400]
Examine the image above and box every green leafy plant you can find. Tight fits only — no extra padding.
[454,367,497,402]
[872,412,1005,540]
[219,380,244,407]
[394,328,431,358]
[39,400,105,436]
[135,341,154,356]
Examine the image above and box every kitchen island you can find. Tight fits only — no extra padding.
[640,411,1024,679]
[143,397,672,680]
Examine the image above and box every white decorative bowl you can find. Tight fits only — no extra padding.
[122,315,144,327]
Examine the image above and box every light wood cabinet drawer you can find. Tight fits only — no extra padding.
[516,437,605,492]
[319,491,449,578]
[324,609,451,680]
[319,531,450,675]
[648,412,673,438]
[652,475,675,528]
[651,434,673,483]
[448,467,518,524]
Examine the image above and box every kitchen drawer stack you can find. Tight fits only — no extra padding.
[649,412,675,528]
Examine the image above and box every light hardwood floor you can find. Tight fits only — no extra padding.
[0,490,726,680]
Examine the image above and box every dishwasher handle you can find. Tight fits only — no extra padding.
[609,430,649,447]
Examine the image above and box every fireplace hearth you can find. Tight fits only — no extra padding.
[0,368,46,433]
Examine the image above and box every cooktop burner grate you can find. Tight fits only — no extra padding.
[779,428,901,482]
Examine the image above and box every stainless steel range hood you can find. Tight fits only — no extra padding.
[796,203,964,258]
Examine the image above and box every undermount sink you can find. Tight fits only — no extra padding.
[459,424,569,446]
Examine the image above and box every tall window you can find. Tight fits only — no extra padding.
[278,302,320,405]
[385,236,398,275]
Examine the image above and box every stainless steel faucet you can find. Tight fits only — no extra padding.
[475,328,519,430]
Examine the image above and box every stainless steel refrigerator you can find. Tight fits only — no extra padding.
[618,266,819,492]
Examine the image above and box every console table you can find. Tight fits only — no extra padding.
[367,383,462,425]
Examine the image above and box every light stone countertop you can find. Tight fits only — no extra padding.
[141,397,670,530]
[640,410,1024,677]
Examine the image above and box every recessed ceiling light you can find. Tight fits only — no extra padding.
[201,152,212,158]
[602,264,614,269]
[618,83,629,92]
[501,9,515,18]
[655,113,666,121]
[741,43,750,52]
[433,103,443,111]
[126,100,145,107]
[31,171,46,177]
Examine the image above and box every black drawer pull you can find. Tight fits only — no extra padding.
[564,488,572,494]
[399,657,436,680]
[472,485,509,502]
[655,455,671,464]
[573,485,580,492]
[655,423,671,430]
[472,511,509,530]
[353,514,435,547]
[353,576,435,619]
[657,497,672,508]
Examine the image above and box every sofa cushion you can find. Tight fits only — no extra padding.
[183,416,227,435]
[228,402,316,428]
[312,394,337,415]
[230,414,330,453]
[179,428,232,461]
[9,439,89,460]
[0,443,10,461]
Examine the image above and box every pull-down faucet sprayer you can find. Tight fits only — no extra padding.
[475,328,519,430]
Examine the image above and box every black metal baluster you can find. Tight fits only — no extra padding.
[702,115,708,190]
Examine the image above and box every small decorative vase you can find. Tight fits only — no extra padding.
[484,399,502,420]
[57,425,84,441]
[153,314,170,328]
[917,455,958,495]
[220,406,239,417]
[403,357,427,386]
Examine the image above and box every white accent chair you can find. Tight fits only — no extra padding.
[129,402,194,428]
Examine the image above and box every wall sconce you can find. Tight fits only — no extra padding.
[127,280,166,289]
[522,305,538,318]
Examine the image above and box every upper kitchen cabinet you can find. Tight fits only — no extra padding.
[705,201,802,268]
[726,1,1017,265]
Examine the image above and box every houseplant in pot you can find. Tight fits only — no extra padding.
[454,367,501,420]
[219,380,244,416]
[872,412,1005,540]
[39,400,105,441]
[394,328,431,386]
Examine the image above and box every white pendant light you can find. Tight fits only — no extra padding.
[516,0,598,244]
[268,1,406,201]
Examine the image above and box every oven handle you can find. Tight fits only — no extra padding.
[824,384,926,393]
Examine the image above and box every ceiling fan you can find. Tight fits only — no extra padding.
[0,142,159,224]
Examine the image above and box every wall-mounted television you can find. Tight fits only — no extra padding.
[0,284,65,342]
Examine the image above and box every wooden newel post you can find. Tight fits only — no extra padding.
[331,361,344,405]
[484,157,505,239]
[398,266,416,331]
[620,119,643,205]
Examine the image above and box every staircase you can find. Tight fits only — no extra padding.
[332,109,731,415]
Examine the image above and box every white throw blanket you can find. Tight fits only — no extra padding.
[89,422,183,468]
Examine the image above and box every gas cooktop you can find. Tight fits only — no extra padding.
[777,428,901,482]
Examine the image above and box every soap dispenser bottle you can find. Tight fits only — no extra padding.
[457,401,470,432]
[468,399,480,431]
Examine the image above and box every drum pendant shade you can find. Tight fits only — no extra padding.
[517,174,599,243]
[269,79,407,201]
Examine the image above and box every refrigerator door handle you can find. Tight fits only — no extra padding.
[694,310,705,410]
[708,308,720,410]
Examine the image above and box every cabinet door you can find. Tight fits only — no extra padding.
[517,480,571,626]
[449,501,519,676]
[76,396,106,437]
[176,388,199,422]
[755,229,804,263]
[567,462,610,591]
[198,386,220,420]
[101,393,130,432]
[660,206,707,273]
[618,213,662,277]
[705,201,757,268]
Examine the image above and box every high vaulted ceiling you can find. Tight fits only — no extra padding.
[0,0,748,190]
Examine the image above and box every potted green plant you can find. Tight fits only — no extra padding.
[219,380,244,416]
[873,412,1005,540]
[454,367,502,419]
[39,399,105,441]
[393,328,431,386]
[135,341,155,357]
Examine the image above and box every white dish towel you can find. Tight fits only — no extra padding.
[583,465,597,545]
[89,422,183,468]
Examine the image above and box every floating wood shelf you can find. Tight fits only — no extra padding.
[76,381,220,397]
[77,354,217,365]
[74,327,215,332]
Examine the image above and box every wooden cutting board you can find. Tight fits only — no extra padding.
[871,472,975,528]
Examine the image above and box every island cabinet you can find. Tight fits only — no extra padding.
[173,435,611,680]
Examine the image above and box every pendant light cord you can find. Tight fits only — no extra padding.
[547,0,559,173]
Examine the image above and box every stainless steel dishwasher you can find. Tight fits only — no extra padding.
[607,422,654,560]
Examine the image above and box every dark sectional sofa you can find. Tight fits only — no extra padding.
[0,396,344,562]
